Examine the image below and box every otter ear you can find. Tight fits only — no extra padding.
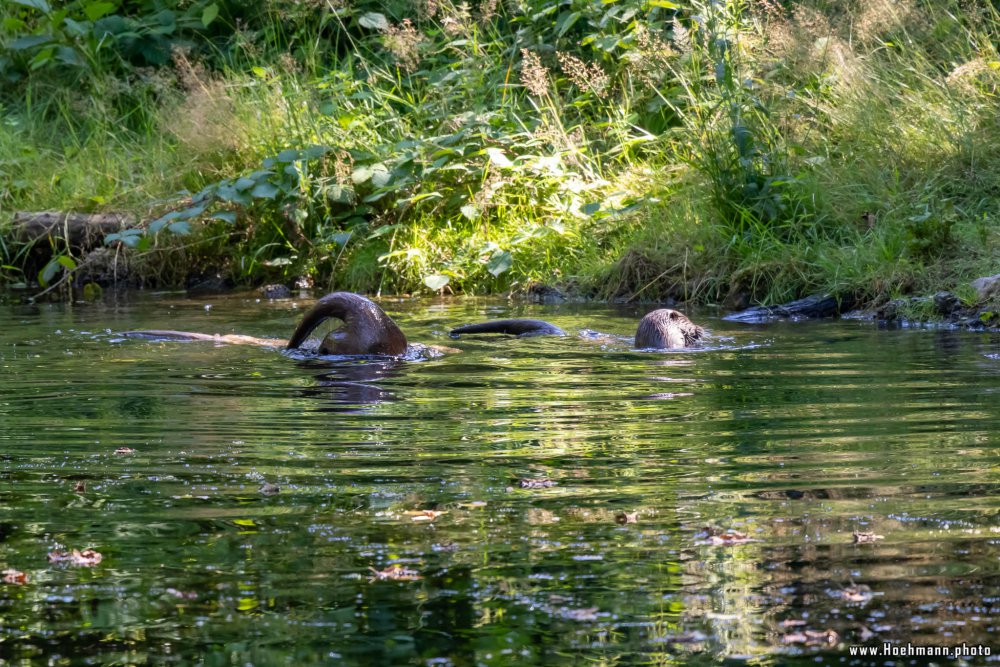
[669,311,680,319]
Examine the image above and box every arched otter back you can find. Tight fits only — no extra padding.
[634,309,704,349]
[287,292,408,356]
[450,319,565,337]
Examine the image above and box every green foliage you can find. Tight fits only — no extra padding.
[2,0,1000,304]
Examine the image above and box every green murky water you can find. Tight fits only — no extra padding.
[1,292,999,666]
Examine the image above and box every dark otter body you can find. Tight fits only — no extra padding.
[451,308,705,349]
[286,291,407,356]
[450,319,566,337]
[123,291,407,356]
[123,292,705,356]
[634,309,704,349]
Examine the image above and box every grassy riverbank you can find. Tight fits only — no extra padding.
[2,0,999,306]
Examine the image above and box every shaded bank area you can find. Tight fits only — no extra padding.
[1,0,999,314]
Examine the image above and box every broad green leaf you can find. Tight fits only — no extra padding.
[325,184,354,204]
[234,177,256,191]
[202,2,219,27]
[83,1,115,21]
[358,12,388,30]
[329,231,352,247]
[212,211,237,224]
[424,274,450,290]
[647,0,679,7]
[251,182,280,199]
[168,220,191,235]
[10,35,52,50]
[486,147,513,168]
[57,255,77,270]
[581,202,601,216]
[487,250,512,277]
[39,258,60,286]
[11,0,50,12]
[368,224,398,239]
[351,165,373,184]
[370,164,391,188]
[277,148,302,162]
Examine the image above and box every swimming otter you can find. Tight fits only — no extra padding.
[286,291,407,356]
[634,309,704,349]
[124,291,407,356]
[449,319,566,337]
[125,292,705,354]
[449,308,704,349]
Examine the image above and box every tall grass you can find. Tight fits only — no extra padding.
[2,0,999,305]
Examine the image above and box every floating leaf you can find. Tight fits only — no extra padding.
[423,274,450,290]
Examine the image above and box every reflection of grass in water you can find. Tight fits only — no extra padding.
[1,300,999,660]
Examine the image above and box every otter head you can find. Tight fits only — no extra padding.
[286,292,408,356]
[634,308,704,349]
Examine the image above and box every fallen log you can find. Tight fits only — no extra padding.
[724,292,856,323]
[12,211,134,247]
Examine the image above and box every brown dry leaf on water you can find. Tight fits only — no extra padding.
[114,448,136,455]
[165,588,198,600]
[615,511,639,525]
[852,531,884,543]
[406,510,447,522]
[258,483,280,496]
[699,526,753,546]
[2,569,28,585]
[782,629,839,646]
[518,478,556,490]
[48,549,103,567]
[73,481,86,493]
[837,583,873,603]
[555,606,600,621]
[369,564,422,582]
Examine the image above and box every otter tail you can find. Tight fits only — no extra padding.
[122,330,222,342]
[287,292,408,356]
[450,319,565,337]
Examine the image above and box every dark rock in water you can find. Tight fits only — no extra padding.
[259,284,292,299]
[527,283,566,304]
[187,273,232,295]
[933,291,960,316]
[724,293,855,323]
[971,273,1000,301]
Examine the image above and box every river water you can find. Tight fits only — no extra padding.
[0,292,998,665]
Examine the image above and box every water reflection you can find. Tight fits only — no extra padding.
[0,294,997,665]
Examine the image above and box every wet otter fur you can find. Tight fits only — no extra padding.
[450,319,565,337]
[123,291,407,356]
[634,309,704,349]
[125,292,704,355]
[286,291,407,356]
[451,308,704,349]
